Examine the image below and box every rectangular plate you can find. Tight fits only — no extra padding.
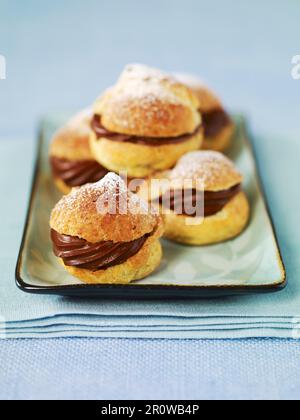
[15,115,286,298]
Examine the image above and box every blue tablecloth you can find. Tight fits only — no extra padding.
[1,338,300,400]
[0,0,300,400]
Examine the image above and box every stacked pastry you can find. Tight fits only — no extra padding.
[175,74,234,151]
[49,64,249,284]
[50,109,109,194]
[90,64,203,178]
[50,173,164,284]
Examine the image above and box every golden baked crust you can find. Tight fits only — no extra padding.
[49,108,93,161]
[163,191,250,245]
[94,64,201,138]
[174,73,233,152]
[174,73,222,113]
[170,151,243,191]
[60,236,162,284]
[90,129,203,178]
[202,121,235,152]
[50,173,164,243]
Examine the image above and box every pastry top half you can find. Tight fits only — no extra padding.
[50,108,93,161]
[174,73,223,113]
[174,73,233,149]
[50,173,163,243]
[94,64,201,138]
[170,151,243,192]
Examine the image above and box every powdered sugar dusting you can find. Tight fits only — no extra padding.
[96,172,128,196]
[115,64,181,105]
[170,151,243,190]
[95,64,199,136]
[55,173,151,215]
[174,72,222,111]
[121,64,177,86]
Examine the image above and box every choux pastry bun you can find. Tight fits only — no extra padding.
[140,151,249,245]
[175,73,234,152]
[49,108,109,194]
[50,173,164,284]
[90,64,204,178]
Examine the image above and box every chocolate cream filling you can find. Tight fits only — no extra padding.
[91,115,202,146]
[50,156,109,187]
[51,229,150,272]
[157,184,241,217]
[202,109,231,138]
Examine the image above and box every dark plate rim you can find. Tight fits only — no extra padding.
[15,117,287,298]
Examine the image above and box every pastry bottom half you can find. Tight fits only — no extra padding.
[162,191,250,246]
[59,237,162,284]
[90,131,203,178]
[202,122,234,152]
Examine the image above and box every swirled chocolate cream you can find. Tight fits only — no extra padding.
[50,173,164,284]
[50,157,109,188]
[157,184,241,217]
[51,229,150,272]
[201,109,232,139]
[49,108,110,193]
[91,115,203,146]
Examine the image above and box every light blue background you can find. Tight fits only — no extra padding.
[1,0,300,139]
[1,0,300,400]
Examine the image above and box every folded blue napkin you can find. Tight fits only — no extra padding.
[0,133,299,340]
